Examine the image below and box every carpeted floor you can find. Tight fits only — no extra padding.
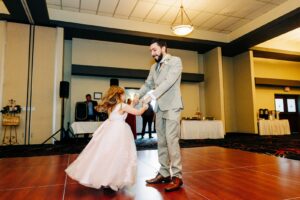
[1,133,300,160]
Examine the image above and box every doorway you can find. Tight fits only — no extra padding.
[125,88,156,138]
[275,94,300,134]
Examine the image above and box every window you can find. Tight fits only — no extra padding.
[275,98,284,112]
[287,99,296,112]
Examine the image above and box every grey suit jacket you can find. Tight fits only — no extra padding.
[138,54,183,112]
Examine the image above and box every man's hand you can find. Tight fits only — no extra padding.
[142,94,152,104]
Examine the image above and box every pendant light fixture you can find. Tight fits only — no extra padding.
[171,1,194,36]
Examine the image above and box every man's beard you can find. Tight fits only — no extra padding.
[154,53,163,63]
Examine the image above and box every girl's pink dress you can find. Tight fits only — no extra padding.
[65,103,137,191]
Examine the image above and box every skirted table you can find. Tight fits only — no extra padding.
[258,119,291,135]
[71,121,103,135]
[180,120,225,139]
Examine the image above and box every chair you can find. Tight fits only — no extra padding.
[75,102,88,121]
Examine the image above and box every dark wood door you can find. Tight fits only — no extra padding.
[275,94,300,134]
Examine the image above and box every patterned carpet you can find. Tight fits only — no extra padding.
[1,133,300,160]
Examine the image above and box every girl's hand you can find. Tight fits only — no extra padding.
[143,103,149,110]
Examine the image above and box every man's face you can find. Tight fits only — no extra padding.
[86,96,91,101]
[150,43,165,63]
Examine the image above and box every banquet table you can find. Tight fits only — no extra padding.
[180,120,225,139]
[71,121,102,135]
[258,119,291,135]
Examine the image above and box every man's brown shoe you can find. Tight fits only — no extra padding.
[146,173,171,184]
[164,177,183,192]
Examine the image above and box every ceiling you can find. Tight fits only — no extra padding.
[45,0,297,42]
[0,0,300,56]
[0,0,9,14]
[255,27,300,52]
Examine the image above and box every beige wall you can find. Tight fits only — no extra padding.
[203,47,225,124]
[63,40,72,128]
[72,38,200,73]
[222,56,237,132]
[233,51,257,133]
[255,86,300,113]
[70,38,202,121]
[254,58,300,80]
[1,23,30,144]
[0,22,6,137]
[30,26,57,144]
[0,22,63,145]
[254,57,300,118]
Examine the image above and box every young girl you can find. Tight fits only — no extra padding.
[65,86,148,191]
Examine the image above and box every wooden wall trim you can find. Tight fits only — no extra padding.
[253,50,300,62]
[255,78,300,88]
[72,65,204,83]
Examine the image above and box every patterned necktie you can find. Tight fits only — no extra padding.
[156,62,161,72]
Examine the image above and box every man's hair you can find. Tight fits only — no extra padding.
[86,94,91,98]
[150,38,167,49]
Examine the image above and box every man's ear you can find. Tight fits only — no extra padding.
[162,46,167,53]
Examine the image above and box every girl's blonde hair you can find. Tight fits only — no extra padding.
[98,86,125,112]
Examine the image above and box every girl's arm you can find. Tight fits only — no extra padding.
[121,103,148,116]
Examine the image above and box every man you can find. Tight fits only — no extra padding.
[84,94,98,140]
[134,39,183,192]
[85,94,98,121]
[141,102,154,139]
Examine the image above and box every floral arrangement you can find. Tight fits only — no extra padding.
[1,99,22,115]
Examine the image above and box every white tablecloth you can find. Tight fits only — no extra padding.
[71,122,102,135]
[258,119,291,135]
[180,120,225,139]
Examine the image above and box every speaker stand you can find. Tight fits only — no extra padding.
[41,98,75,144]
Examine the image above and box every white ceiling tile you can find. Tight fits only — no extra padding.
[226,18,250,31]
[81,0,99,11]
[98,0,119,14]
[144,18,158,23]
[220,30,231,34]
[146,4,171,22]
[46,0,61,5]
[63,6,80,12]
[62,0,80,8]
[192,12,214,27]
[219,0,249,17]
[113,14,129,19]
[157,0,177,6]
[140,0,157,3]
[47,4,61,9]
[184,9,200,21]
[246,4,276,20]
[81,9,97,14]
[130,1,153,18]
[115,0,137,17]
[234,1,265,18]
[129,16,144,21]
[200,0,232,13]
[269,0,288,5]
[98,12,114,17]
[212,16,240,30]
[200,15,226,29]
[159,6,178,24]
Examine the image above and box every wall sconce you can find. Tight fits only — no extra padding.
[284,86,290,92]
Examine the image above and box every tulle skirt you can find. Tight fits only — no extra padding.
[65,119,137,191]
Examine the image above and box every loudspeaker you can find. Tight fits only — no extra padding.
[110,78,119,86]
[75,102,88,121]
[59,81,69,98]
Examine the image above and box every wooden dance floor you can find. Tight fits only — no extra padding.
[1,146,300,199]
